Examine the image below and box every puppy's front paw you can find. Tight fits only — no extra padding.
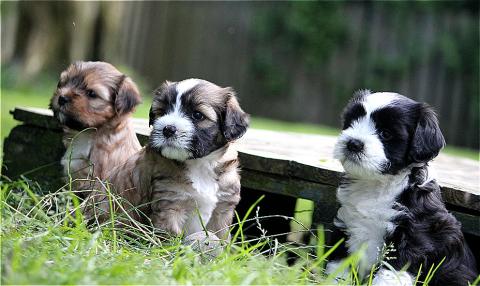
[372,269,413,286]
[182,231,224,260]
[325,260,350,283]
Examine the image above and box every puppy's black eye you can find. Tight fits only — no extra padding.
[379,129,393,141]
[86,90,97,99]
[192,111,204,121]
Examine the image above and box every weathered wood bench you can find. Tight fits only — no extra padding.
[3,107,479,243]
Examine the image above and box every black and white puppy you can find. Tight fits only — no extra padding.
[327,90,477,286]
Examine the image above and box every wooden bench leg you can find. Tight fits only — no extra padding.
[311,200,339,246]
[235,187,297,243]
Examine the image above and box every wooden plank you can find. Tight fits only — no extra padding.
[237,129,480,212]
[239,152,341,187]
[2,124,65,192]
[11,107,62,130]
[8,107,480,212]
[241,170,337,203]
[450,211,480,237]
[238,129,479,196]
[241,170,479,238]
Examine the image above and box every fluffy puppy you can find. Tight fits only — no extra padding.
[50,61,142,195]
[84,79,249,240]
[327,90,477,286]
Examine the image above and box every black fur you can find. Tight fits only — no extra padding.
[63,114,88,130]
[148,108,155,127]
[190,123,225,158]
[340,90,370,130]
[331,91,478,285]
[386,166,478,286]
[370,100,418,174]
[342,103,366,130]
[408,104,446,163]
[149,82,181,126]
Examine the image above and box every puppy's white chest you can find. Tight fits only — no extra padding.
[336,178,407,269]
[61,132,94,176]
[184,159,219,234]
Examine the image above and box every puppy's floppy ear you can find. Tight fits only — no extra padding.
[115,75,141,115]
[222,88,249,141]
[409,104,445,163]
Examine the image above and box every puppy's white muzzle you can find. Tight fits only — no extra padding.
[151,113,194,161]
[334,121,389,178]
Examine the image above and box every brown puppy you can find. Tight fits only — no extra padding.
[50,61,142,195]
[85,79,249,240]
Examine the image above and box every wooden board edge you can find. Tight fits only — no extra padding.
[241,169,337,203]
[10,107,479,212]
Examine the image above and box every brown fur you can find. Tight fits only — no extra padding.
[84,145,241,238]
[50,61,142,196]
[84,79,248,240]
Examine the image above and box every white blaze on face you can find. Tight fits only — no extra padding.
[151,79,201,161]
[334,92,399,177]
[175,78,201,99]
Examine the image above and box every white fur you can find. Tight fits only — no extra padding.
[334,117,388,177]
[336,171,409,273]
[325,260,350,282]
[61,131,94,176]
[159,147,190,162]
[175,78,201,99]
[363,92,398,113]
[333,92,400,178]
[372,269,414,286]
[151,114,194,161]
[332,91,413,274]
[183,149,222,235]
[150,79,202,161]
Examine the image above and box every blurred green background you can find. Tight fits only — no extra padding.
[1,1,479,158]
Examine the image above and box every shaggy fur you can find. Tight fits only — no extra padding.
[328,90,477,286]
[50,61,142,196]
[84,79,249,240]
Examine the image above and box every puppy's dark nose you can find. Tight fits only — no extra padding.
[58,96,69,106]
[163,125,177,138]
[346,139,364,153]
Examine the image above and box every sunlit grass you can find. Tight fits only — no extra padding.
[0,177,351,285]
[2,176,448,285]
[250,117,339,136]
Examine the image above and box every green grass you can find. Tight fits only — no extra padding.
[1,177,462,285]
[250,117,340,136]
[2,86,478,160]
[0,178,357,285]
[441,146,479,161]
